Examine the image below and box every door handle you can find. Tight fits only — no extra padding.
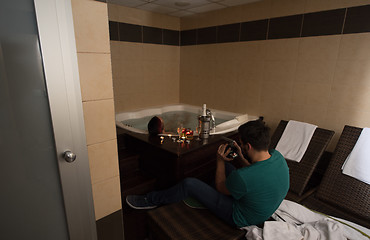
[64,150,76,163]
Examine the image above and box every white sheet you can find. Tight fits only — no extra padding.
[276,120,317,162]
[242,200,370,240]
[342,127,370,184]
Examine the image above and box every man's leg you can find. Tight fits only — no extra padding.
[147,177,236,227]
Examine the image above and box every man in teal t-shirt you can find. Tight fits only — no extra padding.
[225,149,289,226]
[126,120,289,229]
[216,120,289,227]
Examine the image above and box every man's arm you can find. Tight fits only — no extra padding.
[233,141,251,167]
[234,154,251,167]
[215,144,231,195]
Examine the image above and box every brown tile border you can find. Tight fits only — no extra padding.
[108,4,370,45]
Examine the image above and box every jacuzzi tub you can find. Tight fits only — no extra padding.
[116,104,257,135]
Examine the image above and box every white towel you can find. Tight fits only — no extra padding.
[242,200,370,240]
[276,120,317,162]
[342,127,370,184]
[235,114,249,123]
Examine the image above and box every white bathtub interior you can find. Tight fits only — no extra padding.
[116,104,257,135]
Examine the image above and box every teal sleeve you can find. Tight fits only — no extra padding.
[225,170,247,200]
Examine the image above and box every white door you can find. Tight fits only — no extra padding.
[0,0,97,239]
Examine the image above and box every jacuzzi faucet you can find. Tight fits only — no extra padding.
[206,109,216,132]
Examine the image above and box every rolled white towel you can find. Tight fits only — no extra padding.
[235,114,249,123]
[216,119,239,131]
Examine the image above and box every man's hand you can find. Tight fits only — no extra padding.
[232,141,250,166]
[231,141,244,159]
[217,144,233,162]
[215,144,231,195]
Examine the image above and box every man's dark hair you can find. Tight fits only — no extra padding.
[148,116,163,135]
[238,120,270,151]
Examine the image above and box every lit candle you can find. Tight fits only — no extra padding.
[186,130,193,140]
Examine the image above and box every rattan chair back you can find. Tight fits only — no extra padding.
[270,120,334,196]
[316,125,370,222]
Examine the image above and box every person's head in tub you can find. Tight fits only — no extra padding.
[148,116,164,135]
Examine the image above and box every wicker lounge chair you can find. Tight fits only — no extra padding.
[301,125,370,228]
[270,120,334,202]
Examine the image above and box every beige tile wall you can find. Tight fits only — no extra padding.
[180,0,370,151]
[68,0,370,223]
[108,4,181,113]
[107,0,370,154]
[71,0,121,220]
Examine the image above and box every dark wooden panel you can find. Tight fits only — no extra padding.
[163,29,180,46]
[180,29,197,46]
[343,4,370,34]
[109,21,119,41]
[143,26,163,44]
[302,9,346,37]
[268,14,303,39]
[197,26,218,45]
[240,19,268,41]
[96,210,124,240]
[218,23,240,43]
[119,22,142,43]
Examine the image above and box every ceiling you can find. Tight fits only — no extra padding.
[107,0,261,17]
